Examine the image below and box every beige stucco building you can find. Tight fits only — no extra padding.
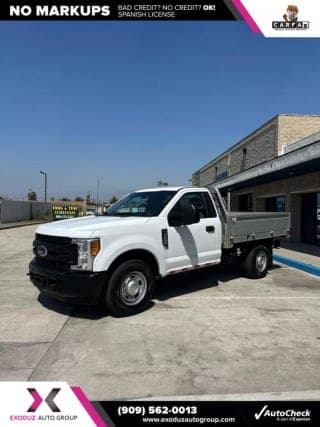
[192,114,320,245]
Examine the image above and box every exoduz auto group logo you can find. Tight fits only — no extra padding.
[272,5,310,30]
[27,388,60,413]
[0,382,105,426]
[10,387,77,422]
[254,404,311,423]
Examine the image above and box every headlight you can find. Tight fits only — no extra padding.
[71,238,100,271]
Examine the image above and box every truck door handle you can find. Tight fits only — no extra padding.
[206,226,215,233]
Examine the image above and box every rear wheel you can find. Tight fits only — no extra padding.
[244,245,270,278]
[105,259,155,317]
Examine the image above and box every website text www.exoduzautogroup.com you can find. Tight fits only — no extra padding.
[142,416,236,424]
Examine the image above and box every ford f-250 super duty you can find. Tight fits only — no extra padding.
[29,186,290,316]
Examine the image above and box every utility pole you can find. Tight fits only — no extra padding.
[40,171,47,203]
[96,179,100,214]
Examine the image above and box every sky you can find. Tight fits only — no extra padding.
[0,22,320,201]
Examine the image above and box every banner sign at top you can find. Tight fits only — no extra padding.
[1,0,320,37]
[0,1,238,21]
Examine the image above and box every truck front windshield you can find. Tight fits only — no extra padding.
[105,191,177,217]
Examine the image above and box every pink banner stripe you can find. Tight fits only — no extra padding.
[71,386,106,427]
[232,0,261,33]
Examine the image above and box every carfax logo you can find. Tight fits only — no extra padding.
[272,5,310,30]
[255,404,311,422]
[283,5,299,22]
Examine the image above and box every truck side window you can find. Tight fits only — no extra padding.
[170,192,215,219]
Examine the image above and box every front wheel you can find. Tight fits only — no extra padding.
[244,245,270,279]
[105,260,155,317]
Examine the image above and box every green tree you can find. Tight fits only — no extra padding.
[75,196,84,202]
[27,190,37,201]
[109,196,118,204]
[61,197,71,201]
[50,197,55,201]
[157,180,168,187]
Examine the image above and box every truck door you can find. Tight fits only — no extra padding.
[165,191,222,273]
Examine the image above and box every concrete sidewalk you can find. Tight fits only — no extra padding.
[274,241,320,277]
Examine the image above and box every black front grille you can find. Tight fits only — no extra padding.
[33,234,77,271]
[36,233,71,245]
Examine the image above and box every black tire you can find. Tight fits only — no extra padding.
[105,259,155,317]
[267,245,274,269]
[244,245,270,279]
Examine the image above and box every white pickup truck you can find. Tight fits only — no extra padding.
[29,186,290,316]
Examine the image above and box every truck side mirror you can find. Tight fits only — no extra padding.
[169,204,200,227]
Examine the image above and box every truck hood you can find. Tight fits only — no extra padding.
[36,216,151,238]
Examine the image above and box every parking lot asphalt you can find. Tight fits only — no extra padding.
[1,225,320,401]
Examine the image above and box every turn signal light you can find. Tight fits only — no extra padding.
[90,239,100,256]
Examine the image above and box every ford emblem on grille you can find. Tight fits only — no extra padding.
[37,245,48,257]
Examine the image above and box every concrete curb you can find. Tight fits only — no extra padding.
[134,390,320,401]
[0,222,44,230]
[273,254,320,277]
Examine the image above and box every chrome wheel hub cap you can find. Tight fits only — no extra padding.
[120,271,147,306]
[256,250,267,273]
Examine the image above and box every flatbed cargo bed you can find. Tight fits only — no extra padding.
[208,187,291,249]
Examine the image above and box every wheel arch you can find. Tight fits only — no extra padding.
[232,239,273,261]
[106,249,160,279]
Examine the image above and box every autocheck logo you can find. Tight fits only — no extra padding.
[255,405,311,422]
